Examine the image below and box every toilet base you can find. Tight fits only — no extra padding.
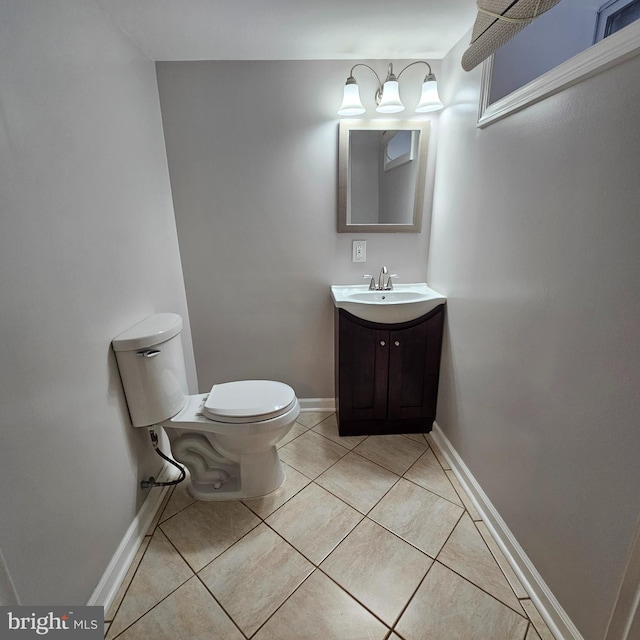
[169,431,287,501]
[187,458,286,501]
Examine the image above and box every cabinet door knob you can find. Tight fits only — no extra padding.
[394,341,400,347]
[379,340,386,347]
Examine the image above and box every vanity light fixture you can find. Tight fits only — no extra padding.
[338,61,444,116]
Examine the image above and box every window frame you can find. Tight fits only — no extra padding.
[477,19,640,128]
[594,0,640,42]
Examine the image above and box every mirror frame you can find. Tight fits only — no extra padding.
[338,119,430,233]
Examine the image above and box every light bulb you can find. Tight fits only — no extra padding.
[415,75,443,112]
[338,79,365,116]
[376,80,405,114]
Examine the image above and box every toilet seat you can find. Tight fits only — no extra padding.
[203,380,297,423]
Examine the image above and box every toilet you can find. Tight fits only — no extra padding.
[112,313,300,501]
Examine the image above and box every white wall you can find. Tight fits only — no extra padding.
[430,35,640,640]
[156,60,440,399]
[0,0,195,604]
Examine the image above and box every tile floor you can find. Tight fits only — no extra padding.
[105,412,555,640]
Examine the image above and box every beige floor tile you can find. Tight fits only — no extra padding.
[113,430,538,640]
[520,599,556,640]
[312,414,366,449]
[315,451,399,514]
[425,434,451,469]
[115,576,244,640]
[396,562,529,640]
[438,514,523,613]
[266,482,363,563]
[526,623,542,640]
[445,469,482,520]
[296,411,335,429]
[320,518,432,626]
[159,499,259,571]
[252,569,388,640]
[353,434,427,475]
[475,521,528,599]
[402,433,429,444]
[278,430,349,478]
[106,530,194,639]
[199,523,314,637]
[159,481,196,523]
[105,536,151,622]
[242,463,311,518]
[369,478,463,557]
[404,449,462,505]
[277,422,308,448]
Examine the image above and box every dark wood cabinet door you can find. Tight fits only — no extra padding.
[337,312,388,421]
[388,307,444,420]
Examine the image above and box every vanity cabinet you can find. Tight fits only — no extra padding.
[335,305,444,436]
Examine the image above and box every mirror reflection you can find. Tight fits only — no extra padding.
[338,120,430,233]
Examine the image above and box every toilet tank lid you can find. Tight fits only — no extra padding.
[112,313,183,351]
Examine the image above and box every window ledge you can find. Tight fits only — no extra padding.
[477,20,640,128]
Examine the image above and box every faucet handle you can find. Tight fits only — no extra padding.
[362,275,377,290]
[386,274,399,290]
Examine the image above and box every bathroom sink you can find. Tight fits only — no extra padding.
[331,283,446,323]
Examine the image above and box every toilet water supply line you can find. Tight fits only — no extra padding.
[140,428,186,489]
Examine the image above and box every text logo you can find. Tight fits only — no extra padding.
[0,607,103,639]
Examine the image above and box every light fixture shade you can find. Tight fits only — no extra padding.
[338,81,366,116]
[376,80,405,113]
[415,77,443,112]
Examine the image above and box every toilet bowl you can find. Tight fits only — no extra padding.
[164,381,300,500]
[112,313,300,500]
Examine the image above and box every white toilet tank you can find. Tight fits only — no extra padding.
[112,313,189,427]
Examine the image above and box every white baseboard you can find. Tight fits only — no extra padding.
[299,398,335,412]
[604,516,640,640]
[87,461,174,610]
[0,547,20,606]
[430,422,584,640]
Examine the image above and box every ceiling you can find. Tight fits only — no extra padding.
[96,0,477,61]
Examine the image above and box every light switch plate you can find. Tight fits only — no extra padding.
[352,240,366,262]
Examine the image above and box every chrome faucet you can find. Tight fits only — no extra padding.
[363,266,398,290]
[377,266,388,291]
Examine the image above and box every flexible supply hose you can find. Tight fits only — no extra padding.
[140,428,186,489]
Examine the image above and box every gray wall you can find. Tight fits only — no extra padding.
[430,35,640,640]
[0,0,195,604]
[156,60,440,399]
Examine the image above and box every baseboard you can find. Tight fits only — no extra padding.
[87,461,175,610]
[604,516,640,640]
[299,398,336,412]
[0,548,20,606]
[430,422,584,640]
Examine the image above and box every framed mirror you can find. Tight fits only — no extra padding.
[338,120,430,233]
